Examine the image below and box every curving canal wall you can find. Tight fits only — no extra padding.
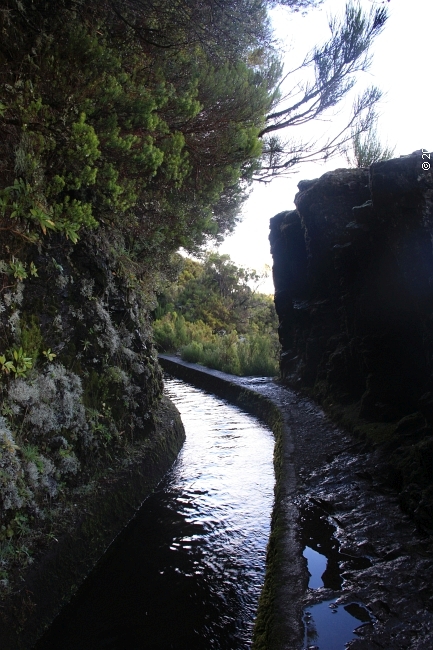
[5,352,430,649]
[159,354,433,650]
[158,354,306,650]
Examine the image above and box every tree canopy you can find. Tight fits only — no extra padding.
[256,1,388,179]
[0,0,278,255]
[155,253,276,333]
[0,0,388,281]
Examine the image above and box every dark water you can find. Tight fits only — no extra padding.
[36,377,274,650]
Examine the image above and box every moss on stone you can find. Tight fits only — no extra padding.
[19,314,44,364]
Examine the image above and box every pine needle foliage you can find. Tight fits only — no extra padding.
[345,121,395,168]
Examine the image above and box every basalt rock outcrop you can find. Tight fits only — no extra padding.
[270,152,433,531]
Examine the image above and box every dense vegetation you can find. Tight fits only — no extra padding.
[0,0,281,255]
[0,0,388,598]
[153,253,280,375]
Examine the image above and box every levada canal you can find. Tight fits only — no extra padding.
[35,376,275,650]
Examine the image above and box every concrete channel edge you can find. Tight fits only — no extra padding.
[159,355,306,650]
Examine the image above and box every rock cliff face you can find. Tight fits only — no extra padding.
[0,231,164,518]
[0,230,186,647]
[270,152,433,530]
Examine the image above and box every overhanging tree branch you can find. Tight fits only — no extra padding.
[254,1,388,180]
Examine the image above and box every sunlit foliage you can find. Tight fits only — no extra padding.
[153,253,280,375]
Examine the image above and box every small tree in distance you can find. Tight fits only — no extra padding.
[345,120,395,167]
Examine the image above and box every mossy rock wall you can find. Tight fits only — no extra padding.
[0,230,188,646]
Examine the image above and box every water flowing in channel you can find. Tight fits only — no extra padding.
[36,376,275,650]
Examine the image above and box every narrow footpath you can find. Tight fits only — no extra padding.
[159,355,433,650]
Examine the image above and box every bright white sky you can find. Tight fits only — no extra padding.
[217,0,433,294]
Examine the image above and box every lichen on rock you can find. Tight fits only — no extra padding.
[0,229,169,603]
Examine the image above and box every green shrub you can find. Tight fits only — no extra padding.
[237,334,277,376]
[181,341,204,363]
[153,314,179,351]
[152,254,281,376]
[176,330,279,376]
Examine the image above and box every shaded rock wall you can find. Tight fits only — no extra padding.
[270,152,433,528]
[0,230,186,644]
[0,396,185,650]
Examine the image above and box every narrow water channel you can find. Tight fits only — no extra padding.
[35,376,275,650]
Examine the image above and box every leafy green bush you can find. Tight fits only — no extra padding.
[153,313,190,351]
[154,253,280,376]
[201,331,241,375]
[238,334,279,376]
[181,341,204,364]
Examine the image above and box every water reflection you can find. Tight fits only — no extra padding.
[300,503,371,591]
[303,546,327,589]
[301,502,374,649]
[303,599,373,650]
[35,377,274,650]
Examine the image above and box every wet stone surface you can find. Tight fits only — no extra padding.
[301,502,372,591]
[230,375,433,650]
